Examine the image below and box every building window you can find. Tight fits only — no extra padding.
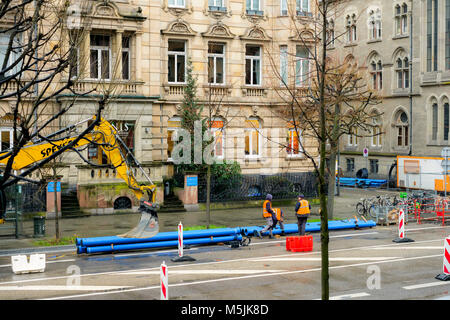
[371,117,382,147]
[246,0,263,15]
[168,40,186,83]
[90,34,111,80]
[167,116,181,161]
[208,43,225,85]
[0,128,13,151]
[446,0,450,70]
[287,128,302,156]
[280,45,288,85]
[370,159,379,174]
[295,46,309,87]
[245,45,261,86]
[122,36,130,80]
[326,19,335,46]
[346,158,355,172]
[168,0,185,8]
[427,0,438,72]
[396,111,409,147]
[244,117,261,157]
[445,103,450,141]
[210,119,225,158]
[395,57,409,89]
[370,60,383,90]
[346,14,357,43]
[280,0,288,16]
[0,32,21,77]
[395,3,408,36]
[432,103,438,140]
[296,0,310,16]
[347,127,358,147]
[209,0,225,10]
[369,9,382,40]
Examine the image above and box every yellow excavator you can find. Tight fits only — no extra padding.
[0,117,159,238]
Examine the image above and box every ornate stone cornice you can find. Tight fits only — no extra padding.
[201,22,235,40]
[161,18,197,37]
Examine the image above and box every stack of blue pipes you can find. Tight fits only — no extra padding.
[76,218,375,255]
[76,227,243,254]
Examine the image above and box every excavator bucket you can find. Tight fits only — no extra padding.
[118,201,159,239]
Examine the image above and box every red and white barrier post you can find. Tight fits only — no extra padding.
[436,237,450,281]
[160,261,168,300]
[178,221,183,258]
[171,221,196,262]
[393,208,414,243]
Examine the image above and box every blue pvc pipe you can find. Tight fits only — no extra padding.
[241,219,376,236]
[85,234,243,254]
[78,227,242,247]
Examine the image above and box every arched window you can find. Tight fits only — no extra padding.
[395,3,408,36]
[245,117,261,157]
[395,111,409,147]
[346,14,357,43]
[395,57,409,89]
[444,101,450,141]
[167,116,181,161]
[286,121,302,156]
[209,117,225,158]
[371,113,382,147]
[432,102,438,141]
[369,9,382,40]
[326,19,335,46]
[370,59,383,90]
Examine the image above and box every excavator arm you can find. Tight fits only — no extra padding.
[0,117,159,238]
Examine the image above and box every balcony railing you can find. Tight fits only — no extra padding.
[70,79,144,96]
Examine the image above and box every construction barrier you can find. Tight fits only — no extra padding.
[393,208,414,243]
[160,261,168,300]
[286,235,313,252]
[435,237,450,281]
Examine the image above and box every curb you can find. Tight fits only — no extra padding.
[0,245,76,257]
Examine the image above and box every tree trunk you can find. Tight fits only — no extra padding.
[52,161,60,240]
[319,0,330,301]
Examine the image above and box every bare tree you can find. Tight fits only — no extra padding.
[263,0,382,299]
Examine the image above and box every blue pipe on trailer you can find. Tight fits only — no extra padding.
[78,227,242,247]
[85,234,243,254]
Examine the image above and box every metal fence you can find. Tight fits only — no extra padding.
[196,172,320,203]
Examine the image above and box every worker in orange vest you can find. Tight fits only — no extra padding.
[295,194,311,236]
[256,194,276,239]
[272,208,286,236]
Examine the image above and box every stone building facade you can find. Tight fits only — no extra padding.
[332,0,450,183]
[1,0,321,212]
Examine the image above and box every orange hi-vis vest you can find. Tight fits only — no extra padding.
[296,199,310,215]
[263,200,273,218]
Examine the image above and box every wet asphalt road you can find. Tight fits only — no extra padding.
[0,222,449,301]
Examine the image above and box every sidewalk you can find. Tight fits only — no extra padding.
[0,187,399,253]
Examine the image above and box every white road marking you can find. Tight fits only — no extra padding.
[403,282,450,290]
[1,238,444,287]
[251,257,400,262]
[369,246,442,250]
[329,292,371,300]
[120,269,285,275]
[42,253,444,300]
[0,285,131,291]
